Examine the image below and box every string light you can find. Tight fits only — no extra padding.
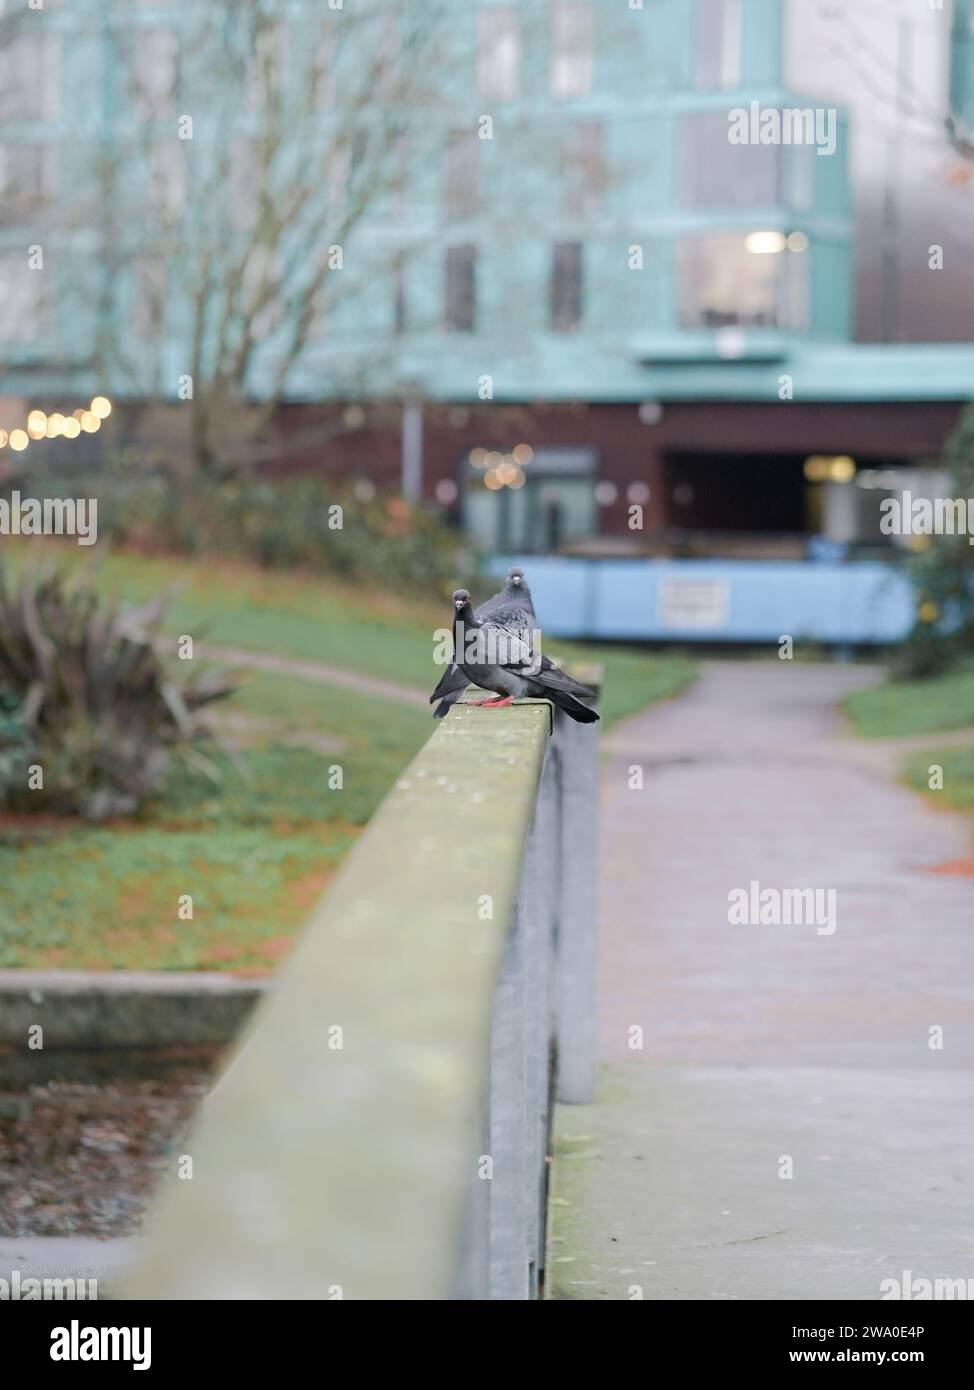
[0,398,112,456]
[471,443,536,490]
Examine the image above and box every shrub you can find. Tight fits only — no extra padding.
[0,560,234,820]
[91,472,475,597]
[895,403,974,677]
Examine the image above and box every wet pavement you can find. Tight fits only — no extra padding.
[547,660,974,1300]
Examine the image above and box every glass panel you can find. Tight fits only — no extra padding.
[550,242,583,331]
[563,120,604,216]
[0,254,51,341]
[137,29,178,119]
[678,233,781,328]
[696,0,741,90]
[681,111,779,208]
[445,245,477,332]
[551,2,593,100]
[477,5,520,101]
[444,131,478,220]
[0,36,60,120]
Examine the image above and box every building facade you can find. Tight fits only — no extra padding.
[2,0,974,593]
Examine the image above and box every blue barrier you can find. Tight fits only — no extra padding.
[489,556,915,644]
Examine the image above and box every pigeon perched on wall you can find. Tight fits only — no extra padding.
[429,567,536,718]
[449,588,599,724]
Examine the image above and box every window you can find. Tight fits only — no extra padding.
[478,5,520,101]
[150,141,187,220]
[676,233,808,330]
[445,245,476,332]
[231,139,261,229]
[249,21,287,111]
[379,6,400,101]
[563,120,604,216]
[136,29,178,120]
[133,257,166,343]
[788,143,815,214]
[0,144,57,215]
[0,254,51,342]
[329,134,369,225]
[391,131,410,219]
[0,36,60,120]
[681,111,778,208]
[328,128,369,222]
[312,30,335,108]
[551,3,593,99]
[444,131,478,220]
[393,254,407,334]
[241,246,281,342]
[550,241,583,331]
[695,0,741,90]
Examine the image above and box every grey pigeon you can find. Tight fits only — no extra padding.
[449,588,599,724]
[429,567,536,718]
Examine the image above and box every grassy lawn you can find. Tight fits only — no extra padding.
[0,544,695,971]
[843,663,974,739]
[7,544,693,724]
[902,743,974,816]
[843,661,974,830]
[0,672,428,972]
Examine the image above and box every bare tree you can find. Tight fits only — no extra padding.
[80,0,446,477]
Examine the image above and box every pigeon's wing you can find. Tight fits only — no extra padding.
[429,663,469,704]
[482,619,550,678]
[531,663,595,699]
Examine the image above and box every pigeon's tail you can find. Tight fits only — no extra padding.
[429,663,469,709]
[547,688,600,724]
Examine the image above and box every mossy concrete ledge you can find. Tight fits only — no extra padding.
[123,700,557,1301]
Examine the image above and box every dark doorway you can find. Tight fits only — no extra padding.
[663,452,810,533]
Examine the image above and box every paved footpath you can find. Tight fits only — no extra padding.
[547,660,974,1300]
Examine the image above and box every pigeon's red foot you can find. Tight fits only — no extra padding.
[481,696,513,708]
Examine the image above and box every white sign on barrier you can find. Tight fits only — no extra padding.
[658,577,730,630]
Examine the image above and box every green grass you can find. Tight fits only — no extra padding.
[841,659,974,835]
[843,664,974,739]
[0,543,695,970]
[0,670,429,971]
[2,543,694,722]
[902,744,974,819]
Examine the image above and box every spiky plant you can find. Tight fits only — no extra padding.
[0,560,235,820]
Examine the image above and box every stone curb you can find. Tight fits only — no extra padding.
[0,970,267,1049]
